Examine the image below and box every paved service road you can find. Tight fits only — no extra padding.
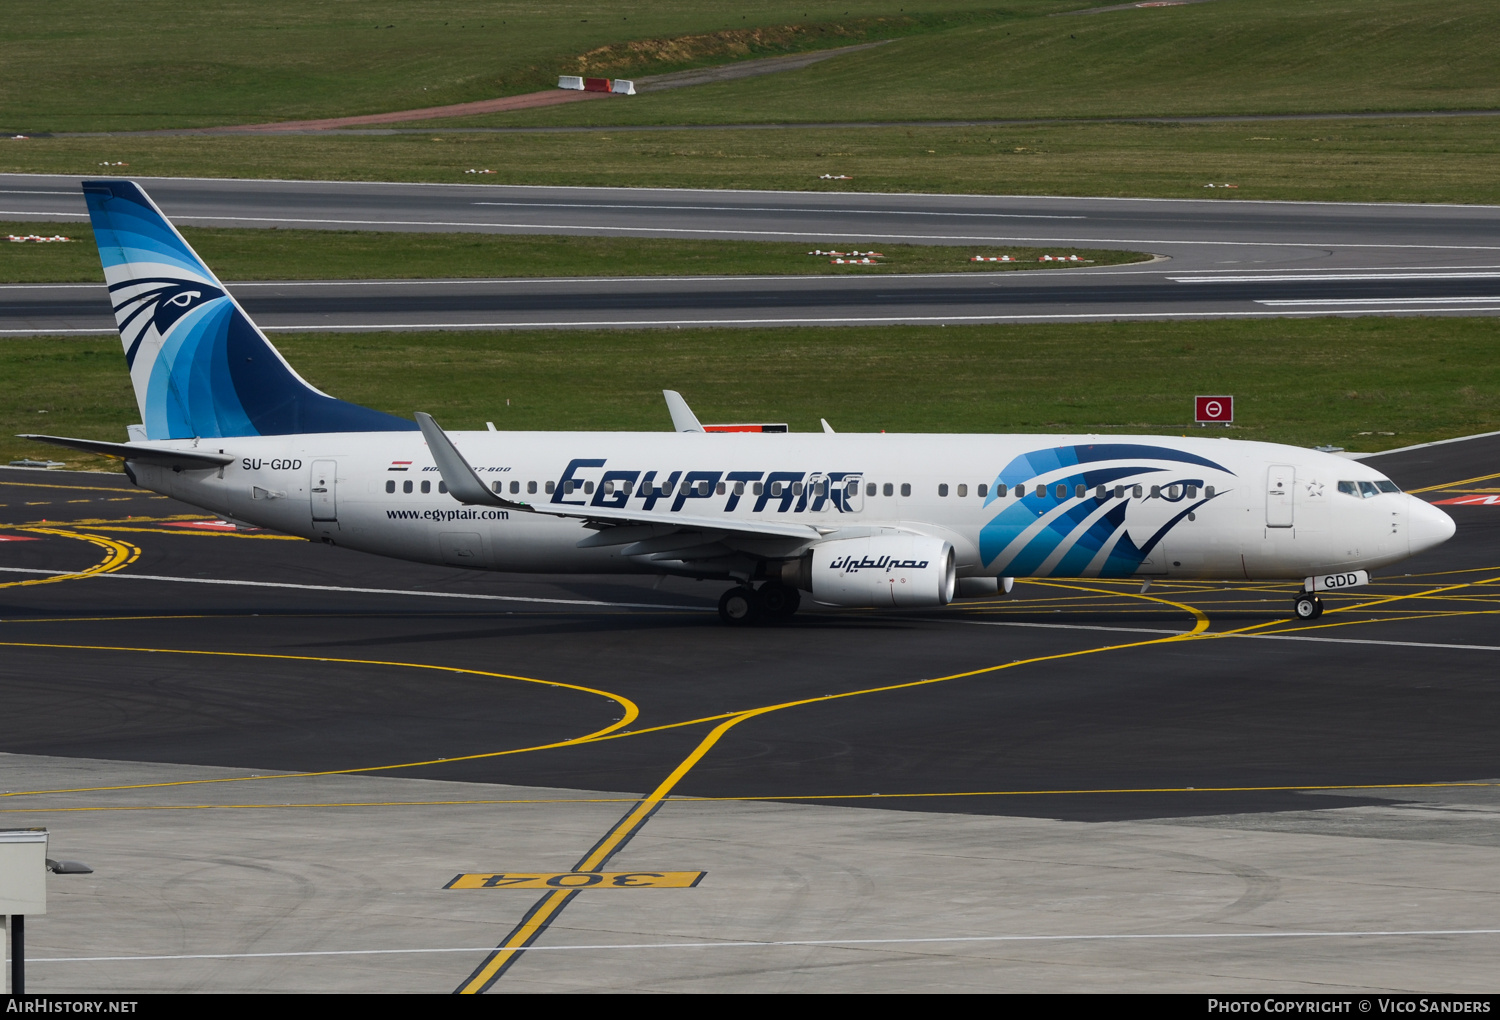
[5,173,1500,331]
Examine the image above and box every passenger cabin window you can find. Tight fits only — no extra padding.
[1096,485,1107,499]
[883,482,894,497]
[439,481,448,494]
[385,480,395,493]
[421,480,431,494]
[1205,485,1215,498]
[867,482,877,497]
[1186,484,1197,498]
[528,481,537,494]
[716,481,726,495]
[754,482,764,495]
[492,481,502,494]
[771,481,784,496]
[403,480,413,494]
[1035,484,1047,497]
[1114,485,1125,498]
[1015,484,1026,498]
[585,481,595,494]
[901,483,911,497]
[956,483,968,497]
[1132,485,1143,498]
[545,481,555,494]
[1075,484,1086,498]
[977,483,987,498]
[1054,484,1067,498]
[938,483,949,497]
[1150,485,1160,498]
[1166,485,1179,499]
[735,481,746,496]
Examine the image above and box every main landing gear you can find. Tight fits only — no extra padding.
[1293,592,1324,620]
[718,581,802,626]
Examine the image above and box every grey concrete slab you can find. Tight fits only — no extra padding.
[6,753,1500,993]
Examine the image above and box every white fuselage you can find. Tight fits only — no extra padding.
[125,430,1452,583]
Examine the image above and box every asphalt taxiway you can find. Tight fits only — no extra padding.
[1,433,1497,992]
[5,174,1500,331]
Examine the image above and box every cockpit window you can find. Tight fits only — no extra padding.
[1359,481,1380,498]
[1341,480,1388,498]
[1376,480,1401,493]
[1338,481,1358,496]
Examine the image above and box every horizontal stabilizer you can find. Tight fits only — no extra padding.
[19,434,234,469]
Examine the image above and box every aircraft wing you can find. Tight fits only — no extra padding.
[415,412,825,552]
[19,434,236,469]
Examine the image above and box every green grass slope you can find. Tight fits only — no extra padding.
[7,1,1499,133]
[0,1,1031,133]
[462,0,1500,127]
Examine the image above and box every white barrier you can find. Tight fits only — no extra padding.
[611,79,636,95]
[558,76,584,91]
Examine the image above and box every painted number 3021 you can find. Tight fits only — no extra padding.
[445,871,707,890]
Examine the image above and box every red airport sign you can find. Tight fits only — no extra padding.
[1195,395,1234,423]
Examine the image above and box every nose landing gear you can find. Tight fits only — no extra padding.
[717,581,802,626]
[1293,592,1324,620]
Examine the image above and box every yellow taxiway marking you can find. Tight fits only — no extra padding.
[0,529,138,590]
[65,525,300,540]
[0,481,140,493]
[447,872,705,890]
[0,643,639,800]
[456,602,1213,993]
[8,780,1500,816]
[1408,471,1500,494]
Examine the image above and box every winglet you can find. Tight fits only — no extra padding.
[821,418,836,434]
[663,390,705,433]
[415,412,528,510]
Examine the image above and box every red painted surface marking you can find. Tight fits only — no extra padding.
[0,534,40,542]
[160,520,243,531]
[1433,495,1500,506]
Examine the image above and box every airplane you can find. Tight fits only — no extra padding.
[21,180,1456,625]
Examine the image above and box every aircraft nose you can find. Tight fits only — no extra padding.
[1407,495,1456,555]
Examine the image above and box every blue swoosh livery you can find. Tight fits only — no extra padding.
[83,180,415,440]
[979,444,1233,577]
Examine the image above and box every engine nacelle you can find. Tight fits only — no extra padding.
[810,535,955,608]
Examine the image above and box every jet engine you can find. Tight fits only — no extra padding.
[809,535,955,608]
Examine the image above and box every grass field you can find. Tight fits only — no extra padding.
[0,2,1035,133]
[5,1,1498,133]
[8,114,1500,205]
[7,318,1497,471]
[450,0,1500,128]
[0,222,1147,284]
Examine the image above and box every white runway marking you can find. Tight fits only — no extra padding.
[1258,296,1500,306]
[948,616,1500,652]
[2,567,1492,649]
[48,212,1500,251]
[0,566,710,612]
[1178,272,1500,282]
[473,200,1084,219]
[30,927,1500,964]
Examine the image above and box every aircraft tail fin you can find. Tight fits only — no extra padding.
[82,179,415,440]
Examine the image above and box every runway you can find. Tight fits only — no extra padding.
[1,433,1497,992]
[5,173,1500,332]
